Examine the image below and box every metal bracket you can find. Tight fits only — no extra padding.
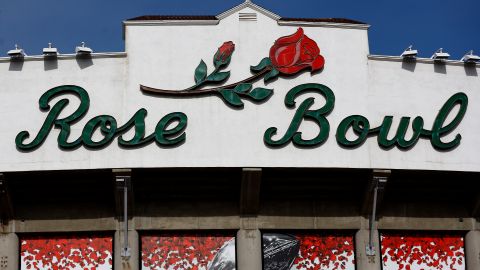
[114,169,132,260]
[365,244,376,257]
[366,169,389,256]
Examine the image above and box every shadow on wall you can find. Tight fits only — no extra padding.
[8,60,23,71]
[401,60,416,72]
[44,58,58,71]
[433,62,447,74]
[464,65,478,76]
[8,57,95,71]
[76,56,93,69]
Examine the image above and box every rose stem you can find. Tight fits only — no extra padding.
[140,66,272,96]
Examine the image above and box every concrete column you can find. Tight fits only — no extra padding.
[355,229,381,270]
[114,229,139,270]
[236,229,262,270]
[465,230,480,270]
[0,233,18,270]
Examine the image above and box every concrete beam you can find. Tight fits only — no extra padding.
[355,229,381,270]
[378,217,476,231]
[0,233,19,270]
[13,218,116,233]
[240,168,262,216]
[114,229,139,270]
[113,169,134,219]
[0,174,14,224]
[465,230,480,270]
[257,216,363,230]
[135,216,363,230]
[7,216,476,233]
[236,229,262,270]
[134,216,241,230]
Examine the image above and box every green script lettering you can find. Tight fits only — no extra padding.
[16,84,468,152]
[15,85,188,151]
[266,84,467,151]
[264,83,335,147]
[335,92,468,150]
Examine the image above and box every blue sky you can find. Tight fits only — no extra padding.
[0,0,478,59]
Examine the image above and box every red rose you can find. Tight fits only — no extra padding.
[214,41,235,68]
[269,28,325,75]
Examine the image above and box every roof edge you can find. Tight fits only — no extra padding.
[123,20,219,26]
[0,52,127,63]
[126,15,217,21]
[368,54,480,67]
[280,17,366,25]
[278,20,370,30]
[124,2,369,29]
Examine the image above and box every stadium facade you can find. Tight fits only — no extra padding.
[1,1,479,270]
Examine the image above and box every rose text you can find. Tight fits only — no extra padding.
[15,85,188,151]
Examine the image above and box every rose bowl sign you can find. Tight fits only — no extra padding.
[15,28,468,152]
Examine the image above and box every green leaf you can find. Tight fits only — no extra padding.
[214,53,232,69]
[194,60,207,84]
[233,83,252,94]
[251,57,272,72]
[248,87,273,101]
[264,68,280,83]
[219,89,244,107]
[213,52,221,69]
[207,71,230,82]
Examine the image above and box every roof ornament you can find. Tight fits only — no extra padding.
[431,48,450,61]
[461,50,480,64]
[400,45,418,59]
[75,41,93,56]
[7,44,26,59]
[43,42,59,57]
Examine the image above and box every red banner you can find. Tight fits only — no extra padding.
[20,234,113,270]
[141,232,235,270]
[381,232,465,270]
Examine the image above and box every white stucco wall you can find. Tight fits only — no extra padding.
[0,6,478,172]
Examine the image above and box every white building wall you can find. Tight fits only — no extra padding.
[0,6,478,172]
